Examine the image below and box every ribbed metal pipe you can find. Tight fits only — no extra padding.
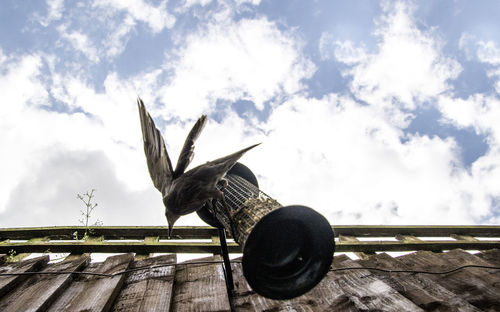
[209,174,281,245]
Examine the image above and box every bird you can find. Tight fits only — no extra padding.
[137,97,260,238]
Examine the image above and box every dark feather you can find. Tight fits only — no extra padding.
[173,115,207,178]
[185,143,261,182]
[137,97,173,195]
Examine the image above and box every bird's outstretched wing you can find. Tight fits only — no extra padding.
[187,143,261,182]
[173,115,207,178]
[137,97,173,195]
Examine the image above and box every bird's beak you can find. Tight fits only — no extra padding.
[168,224,173,239]
[165,210,179,239]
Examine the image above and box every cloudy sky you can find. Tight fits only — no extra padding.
[1,0,499,229]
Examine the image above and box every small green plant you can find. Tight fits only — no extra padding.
[75,189,103,240]
[6,249,16,262]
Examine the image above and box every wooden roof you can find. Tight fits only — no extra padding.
[0,249,498,311]
[1,225,500,311]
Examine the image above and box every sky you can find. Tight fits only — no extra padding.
[1,0,500,229]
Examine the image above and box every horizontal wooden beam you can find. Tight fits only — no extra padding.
[1,225,499,240]
[333,225,500,237]
[335,240,500,252]
[0,241,241,254]
[1,239,499,254]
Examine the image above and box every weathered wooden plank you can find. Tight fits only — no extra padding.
[171,255,231,311]
[231,256,422,311]
[357,252,480,311]
[111,254,176,312]
[63,252,91,262]
[397,250,500,310]
[395,235,422,243]
[134,237,159,260]
[0,254,89,312]
[1,225,499,240]
[230,254,350,311]
[48,253,134,312]
[450,234,479,241]
[438,249,500,292]
[0,226,219,240]
[339,235,374,260]
[335,240,500,252]
[8,237,49,262]
[0,255,49,299]
[332,254,351,267]
[0,240,241,254]
[211,235,221,256]
[476,248,500,266]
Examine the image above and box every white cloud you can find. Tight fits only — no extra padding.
[319,33,367,64]
[0,53,50,211]
[93,0,175,33]
[332,40,368,65]
[160,17,315,119]
[44,1,175,63]
[235,0,261,5]
[241,94,481,225]
[104,15,137,58]
[438,94,500,223]
[0,50,166,226]
[458,32,476,61]
[331,2,461,112]
[39,0,64,27]
[3,0,500,230]
[182,0,213,9]
[477,40,500,93]
[439,94,500,146]
[459,33,500,93]
[477,40,500,65]
[57,25,100,63]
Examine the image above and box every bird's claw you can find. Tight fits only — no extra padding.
[217,178,229,189]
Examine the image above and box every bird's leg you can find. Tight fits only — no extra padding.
[218,178,246,216]
[207,198,220,227]
[216,178,233,217]
[207,189,236,238]
[217,178,228,190]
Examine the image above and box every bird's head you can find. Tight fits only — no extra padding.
[165,208,180,239]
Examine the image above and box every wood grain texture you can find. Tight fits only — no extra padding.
[232,255,422,311]
[357,252,480,311]
[318,260,423,311]
[0,255,89,312]
[450,234,479,241]
[8,237,50,262]
[339,235,374,260]
[439,249,500,293]
[476,248,500,266]
[0,226,219,240]
[134,236,159,260]
[0,240,241,254]
[171,255,231,312]
[111,254,176,312]
[331,254,351,267]
[397,249,500,310]
[0,255,49,298]
[48,253,134,312]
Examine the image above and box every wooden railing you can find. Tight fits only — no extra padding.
[1,225,499,256]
